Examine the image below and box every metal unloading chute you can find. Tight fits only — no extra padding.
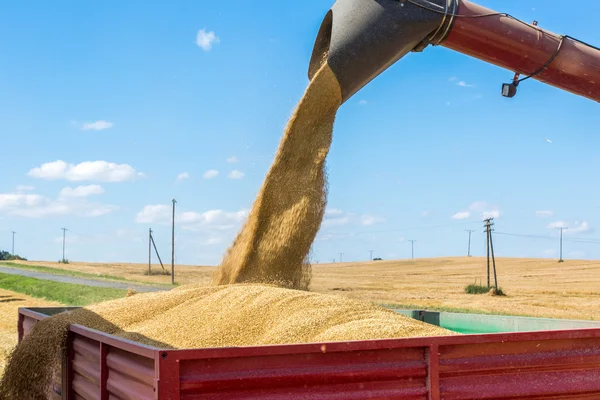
[309,0,600,104]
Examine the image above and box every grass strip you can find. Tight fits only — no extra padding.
[0,272,127,306]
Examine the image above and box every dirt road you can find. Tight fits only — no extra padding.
[0,266,167,293]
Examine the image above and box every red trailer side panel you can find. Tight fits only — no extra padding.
[17,308,600,399]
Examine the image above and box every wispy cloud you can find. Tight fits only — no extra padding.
[81,120,114,131]
[228,170,245,179]
[15,185,34,192]
[0,190,116,218]
[547,220,592,234]
[135,204,248,233]
[176,172,190,182]
[203,170,219,179]
[452,211,471,220]
[226,156,238,164]
[536,210,554,218]
[360,215,385,226]
[28,160,142,182]
[452,202,501,220]
[359,100,368,105]
[196,29,220,51]
[457,81,474,88]
[59,185,105,198]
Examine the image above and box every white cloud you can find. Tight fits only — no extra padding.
[421,211,430,217]
[136,205,171,224]
[449,77,458,82]
[0,194,45,209]
[136,205,249,232]
[547,220,591,234]
[15,185,35,192]
[323,208,350,227]
[457,81,473,88]
[196,29,220,51]
[176,172,190,182]
[28,160,141,182]
[359,100,368,105]
[536,210,554,218]
[469,201,501,220]
[203,170,219,179]
[452,211,471,220]
[547,221,567,229]
[0,190,116,218]
[82,120,114,131]
[228,170,245,179]
[226,156,238,164]
[481,210,501,219]
[178,209,248,230]
[361,215,385,226]
[326,208,344,217]
[59,185,105,198]
[202,237,223,246]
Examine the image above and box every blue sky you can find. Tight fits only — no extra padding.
[1,0,600,265]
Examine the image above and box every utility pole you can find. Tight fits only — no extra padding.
[465,229,475,257]
[556,226,568,263]
[171,199,177,285]
[484,219,491,287]
[489,224,498,290]
[408,240,416,259]
[148,228,152,275]
[483,218,498,289]
[339,253,344,263]
[11,231,16,256]
[369,250,374,261]
[61,228,67,263]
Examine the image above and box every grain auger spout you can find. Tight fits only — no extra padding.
[309,0,600,104]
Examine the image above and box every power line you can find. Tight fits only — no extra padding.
[321,221,480,237]
[495,231,600,244]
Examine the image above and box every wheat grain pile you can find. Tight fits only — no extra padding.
[0,285,455,398]
[0,62,457,399]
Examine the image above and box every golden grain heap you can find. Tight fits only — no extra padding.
[0,63,456,399]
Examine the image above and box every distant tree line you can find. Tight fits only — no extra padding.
[0,251,27,261]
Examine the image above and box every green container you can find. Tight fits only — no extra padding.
[394,309,600,334]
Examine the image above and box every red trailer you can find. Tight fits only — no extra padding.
[18,307,600,399]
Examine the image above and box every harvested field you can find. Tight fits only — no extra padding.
[13,257,600,320]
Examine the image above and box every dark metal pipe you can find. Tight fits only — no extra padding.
[441,0,600,103]
[309,0,456,104]
[310,0,600,104]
